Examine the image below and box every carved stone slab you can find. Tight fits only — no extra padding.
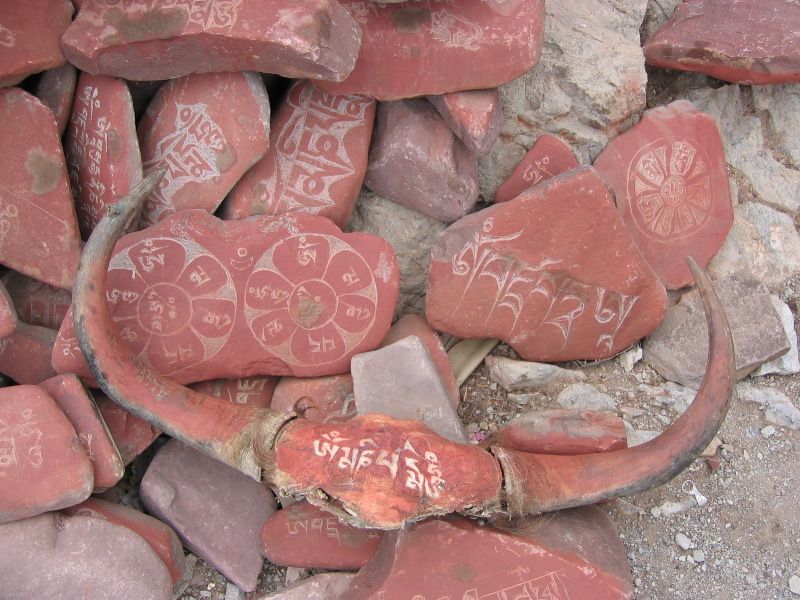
[495,134,579,203]
[61,0,361,82]
[426,167,668,362]
[54,211,399,382]
[35,63,77,136]
[271,373,354,423]
[427,88,503,157]
[66,72,143,238]
[644,0,800,85]
[366,99,479,222]
[594,100,733,289]
[0,385,93,524]
[39,374,124,491]
[0,324,58,385]
[0,280,16,339]
[0,88,82,289]
[315,0,545,100]
[260,500,382,570]
[222,80,376,228]
[0,0,73,87]
[138,72,270,227]
[189,376,277,409]
[94,393,162,465]
[2,271,72,330]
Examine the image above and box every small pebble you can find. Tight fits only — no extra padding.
[675,532,693,550]
[692,549,705,563]
[789,575,800,595]
[761,425,776,438]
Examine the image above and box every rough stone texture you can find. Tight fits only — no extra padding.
[352,336,468,442]
[62,0,361,82]
[0,513,172,599]
[342,509,633,599]
[94,393,162,465]
[644,0,800,84]
[0,280,16,339]
[365,99,479,222]
[485,355,585,391]
[427,88,503,157]
[189,376,278,408]
[0,385,93,524]
[316,0,545,100]
[753,296,800,377]
[138,72,270,227]
[448,337,500,386]
[479,0,647,199]
[222,80,376,229]
[141,439,277,592]
[0,0,73,87]
[39,374,124,491]
[2,271,71,330]
[347,188,445,318]
[260,500,382,570]
[53,211,399,383]
[641,0,681,41]
[427,167,668,363]
[270,374,354,422]
[644,272,791,389]
[35,63,78,136]
[0,323,58,385]
[557,383,617,413]
[0,88,82,289]
[752,84,800,166]
[738,385,800,430]
[494,134,580,202]
[259,572,355,600]
[594,100,733,288]
[66,72,143,238]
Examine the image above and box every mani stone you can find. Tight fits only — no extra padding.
[494,134,580,203]
[594,100,733,289]
[260,572,355,600]
[2,271,72,330]
[221,80,376,229]
[0,88,82,289]
[270,373,354,422]
[39,374,124,491]
[0,323,58,385]
[0,513,172,600]
[189,376,278,409]
[138,72,270,227]
[0,0,73,87]
[315,0,545,100]
[61,0,361,83]
[260,500,382,570]
[64,497,186,585]
[342,508,633,600]
[0,385,93,524]
[427,88,503,157]
[140,439,277,592]
[352,336,468,443]
[426,167,668,363]
[644,0,800,85]
[35,63,78,136]
[365,99,479,222]
[94,393,162,465]
[65,72,143,238]
[0,280,16,339]
[644,271,791,389]
[53,211,399,382]
[485,355,586,392]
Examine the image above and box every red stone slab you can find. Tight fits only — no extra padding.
[644,0,800,85]
[495,134,580,202]
[222,80,375,228]
[261,500,382,569]
[427,88,503,157]
[35,63,78,136]
[54,211,399,382]
[39,374,124,491]
[271,373,355,423]
[0,0,73,87]
[0,281,16,339]
[426,167,668,363]
[62,0,361,82]
[94,393,161,465]
[64,497,186,585]
[189,376,278,408]
[0,323,58,385]
[593,100,733,289]
[0,385,93,524]
[316,1,545,100]
[2,271,72,330]
[66,72,143,238]
[137,72,270,227]
[0,88,82,289]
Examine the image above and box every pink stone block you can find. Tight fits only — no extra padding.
[270,373,354,422]
[2,271,72,330]
[0,281,16,339]
[427,88,503,156]
[65,72,143,238]
[222,80,376,228]
[94,393,161,465]
[138,72,270,227]
[0,88,82,289]
[35,63,78,136]
[189,376,278,408]
[0,324,58,385]
[495,134,580,203]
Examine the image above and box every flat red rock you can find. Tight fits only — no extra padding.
[222,80,375,228]
[0,0,73,87]
[0,385,93,524]
[644,0,800,85]
[94,393,162,465]
[66,72,143,238]
[270,373,354,422]
[62,0,361,82]
[0,323,58,385]
[138,72,270,227]
[593,100,733,289]
[35,63,78,136]
[0,88,82,289]
[426,167,668,362]
[189,376,278,408]
[427,88,503,156]
[495,134,580,202]
[260,500,382,570]
[316,1,545,100]
[2,271,72,330]
[0,281,16,339]
[54,211,399,382]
